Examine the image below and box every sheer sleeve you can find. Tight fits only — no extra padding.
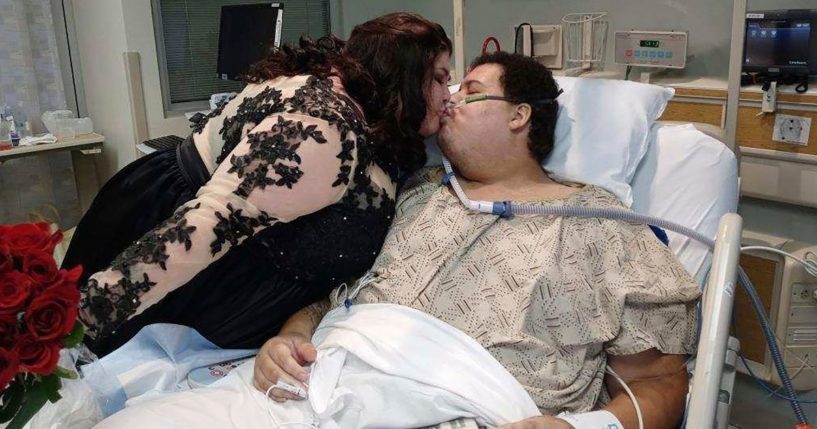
[80,112,358,339]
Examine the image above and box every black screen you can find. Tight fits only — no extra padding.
[744,19,811,69]
[217,3,282,81]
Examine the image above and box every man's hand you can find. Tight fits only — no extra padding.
[253,333,316,402]
[498,416,572,429]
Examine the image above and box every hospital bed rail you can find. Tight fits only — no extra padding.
[685,213,742,429]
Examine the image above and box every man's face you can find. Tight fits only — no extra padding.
[438,63,515,167]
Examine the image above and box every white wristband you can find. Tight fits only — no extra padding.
[557,410,624,429]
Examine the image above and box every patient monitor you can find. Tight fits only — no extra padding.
[742,9,817,77]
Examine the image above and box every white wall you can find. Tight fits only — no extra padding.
[331,0,454,39]
[71,0,189,182]
[121,0,190,140]
[71,0,134,180]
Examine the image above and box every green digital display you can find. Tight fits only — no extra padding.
[640,40,660,48]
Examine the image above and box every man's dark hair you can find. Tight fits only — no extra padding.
[469,52,560,163]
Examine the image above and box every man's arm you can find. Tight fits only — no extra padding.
[603,349,689,429]
[281,298,333,337]
[253,298,332,399]
[500,349,688,429]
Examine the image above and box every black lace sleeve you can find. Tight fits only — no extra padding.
[80,110,358,340]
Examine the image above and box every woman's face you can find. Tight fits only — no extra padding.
[418,51,452,137]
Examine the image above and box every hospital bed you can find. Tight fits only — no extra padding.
[48,80,747,429]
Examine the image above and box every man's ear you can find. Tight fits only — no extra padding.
[509,103,532,132]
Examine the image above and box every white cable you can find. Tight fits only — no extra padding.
[605,367,644,429]
[331,271,379,307]
[740,246,817,277]
[262,384,311,427]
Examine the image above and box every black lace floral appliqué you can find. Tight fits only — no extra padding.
[83,75,401,346]
[109,204,200,276]
[215,87,284,165]
[229,115,329,197]
[210,203,275,255]
[191,95,236,135]
[80,274,157,340]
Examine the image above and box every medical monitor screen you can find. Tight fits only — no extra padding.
[744,19,811,70]
[217,3,283,81]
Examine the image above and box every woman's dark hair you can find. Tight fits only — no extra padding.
[245,13,452,174]
[469,52,560,163]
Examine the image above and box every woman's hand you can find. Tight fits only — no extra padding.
[498,416,573,429]
[253,333,317,402]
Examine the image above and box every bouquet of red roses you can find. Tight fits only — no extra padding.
[0,223,84,429]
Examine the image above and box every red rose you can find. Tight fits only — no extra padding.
[40,265,83,293]
[0,242,11,273]
[0,314,18,349]
[16,334,60,375]
[0,271,32,314]
[0,223,62,255]
[24,284,79,341]
[22,250,59,287]
[0,347,19,391]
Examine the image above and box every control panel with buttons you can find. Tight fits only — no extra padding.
[614,30,687,69]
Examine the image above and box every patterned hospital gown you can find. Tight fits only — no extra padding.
[338,167,701,414]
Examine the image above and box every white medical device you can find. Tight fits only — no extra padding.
[614,30,688,69]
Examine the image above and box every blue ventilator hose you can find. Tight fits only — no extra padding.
[441,158,809,426]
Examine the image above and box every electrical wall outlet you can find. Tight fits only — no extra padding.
[761,81,777,113]
[773,114,812,145]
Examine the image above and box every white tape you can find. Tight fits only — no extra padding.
[558,410,624,429]
[274,380,308,399]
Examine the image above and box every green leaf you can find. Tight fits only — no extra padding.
[0,380,24,423]
[5,382,50,429]
[53,366,78,380]
[62,321,85,349]
[39,374,62,403]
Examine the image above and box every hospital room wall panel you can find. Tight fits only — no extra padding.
[737,108,817,157]
[735,253,780,364]
[659,101,724,127]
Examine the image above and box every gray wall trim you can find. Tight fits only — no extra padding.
[51,0,87,117]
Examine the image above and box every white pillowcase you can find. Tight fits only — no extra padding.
[426,78,673,207]
[545,76,674,206]
[630,123,739,281]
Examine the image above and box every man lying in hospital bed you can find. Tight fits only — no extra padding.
[93,53,722,429]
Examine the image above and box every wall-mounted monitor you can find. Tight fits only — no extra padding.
[743,10,817,76]
[217,3,284,81]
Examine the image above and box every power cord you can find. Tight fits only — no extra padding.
[605,367,644,429]
[513,23,533,56]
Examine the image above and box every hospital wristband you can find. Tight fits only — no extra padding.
[557,410,624,429]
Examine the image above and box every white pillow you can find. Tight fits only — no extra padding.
[544,76,674,206]
[630,123,739,281]
[427,79,673,207]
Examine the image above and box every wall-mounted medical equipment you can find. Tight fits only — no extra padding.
[513,23,563,69]
[738,238,817,391]
[614,30,688,69]
[742,9,817,78]
[562,13,608,74]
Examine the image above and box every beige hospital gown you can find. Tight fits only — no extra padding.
[339,167,701,414]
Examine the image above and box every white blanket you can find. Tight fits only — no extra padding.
[95,304,540,429]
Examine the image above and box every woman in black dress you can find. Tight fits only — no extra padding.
[62,12,453,356]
